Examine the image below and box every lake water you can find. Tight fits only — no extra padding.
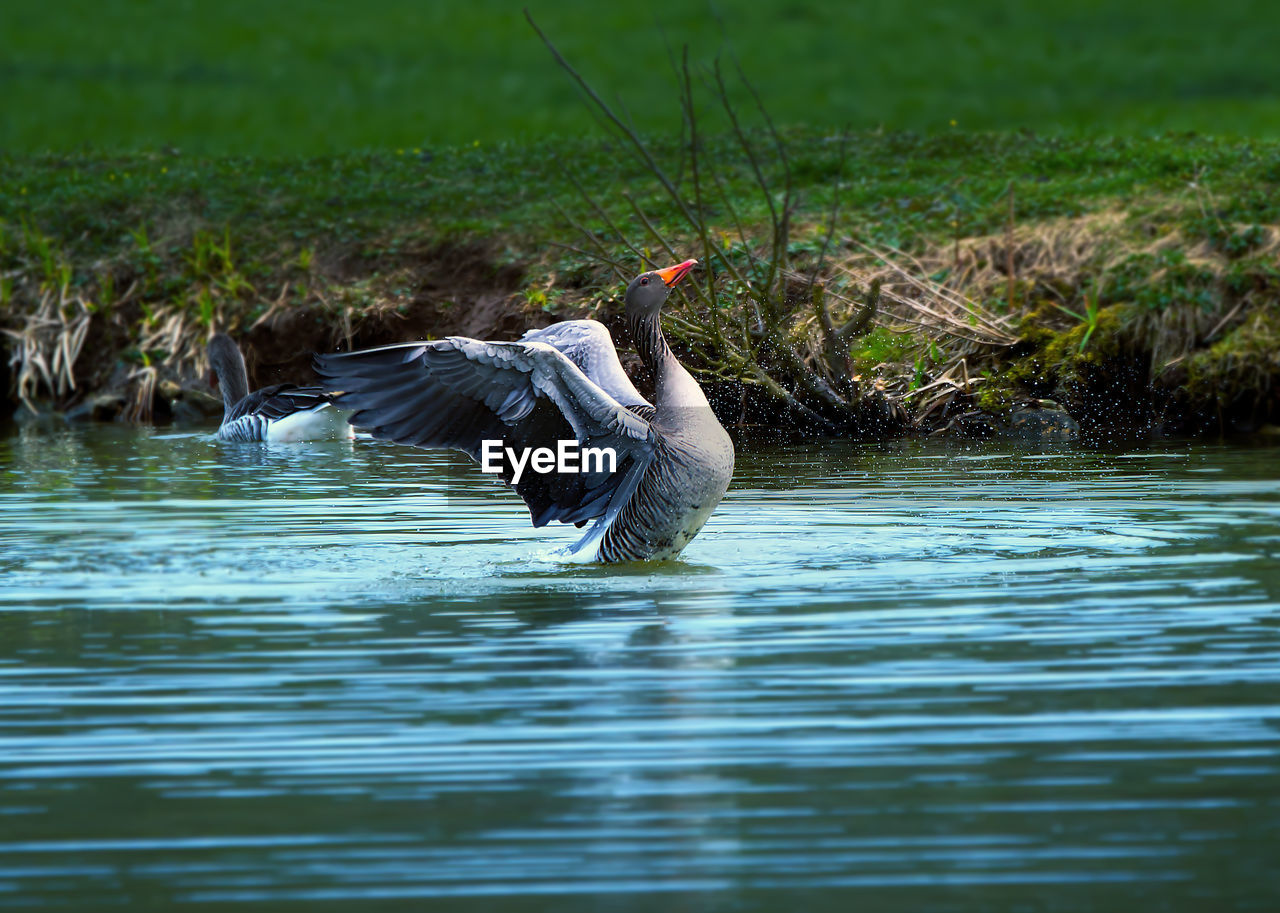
[1,424,1278,911]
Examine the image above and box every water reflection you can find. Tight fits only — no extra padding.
[0,426,1277,910]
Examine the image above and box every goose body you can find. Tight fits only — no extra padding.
[314,259,734,562]
[208,333,354,443]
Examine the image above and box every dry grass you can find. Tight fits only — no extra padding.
[121,304,211,422]
[832,240,1019,347]
[925,209,1130,301]
[1,284,91,412]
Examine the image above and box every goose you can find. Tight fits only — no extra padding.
[207,333,354,442]
[313,259,734,562]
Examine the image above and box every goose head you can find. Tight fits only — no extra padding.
[624,259,697,320]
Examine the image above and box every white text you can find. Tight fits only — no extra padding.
[480,439,617,484]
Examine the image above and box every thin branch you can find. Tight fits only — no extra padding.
[679,45,719,340]
[526,11,709,250]
[807,128,851,291]
[731,54,794,270]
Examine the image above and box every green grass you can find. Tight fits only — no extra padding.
[4,0,1280,154]
[6,131,1278,272]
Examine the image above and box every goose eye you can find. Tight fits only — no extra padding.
[640,277,650,286]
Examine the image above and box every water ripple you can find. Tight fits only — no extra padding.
[0,428,1277,910]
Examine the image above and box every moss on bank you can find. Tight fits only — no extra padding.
[1184,307,1280,423]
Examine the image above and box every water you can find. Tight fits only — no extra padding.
[1,424,1278,911]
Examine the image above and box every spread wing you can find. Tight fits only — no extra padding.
[313,337,656,532]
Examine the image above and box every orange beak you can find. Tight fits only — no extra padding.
[655,259,697,287]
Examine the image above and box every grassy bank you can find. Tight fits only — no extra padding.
[3,129,1279,437]
[6,0,1280,153]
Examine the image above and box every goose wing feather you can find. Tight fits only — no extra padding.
[225,384,334,424]
[314,338,655,531]
[518,320,651,410]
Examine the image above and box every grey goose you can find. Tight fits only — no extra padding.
[208,333,353,442]
[313,259,734,562]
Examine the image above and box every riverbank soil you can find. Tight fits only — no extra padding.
[3,133,1277,439]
